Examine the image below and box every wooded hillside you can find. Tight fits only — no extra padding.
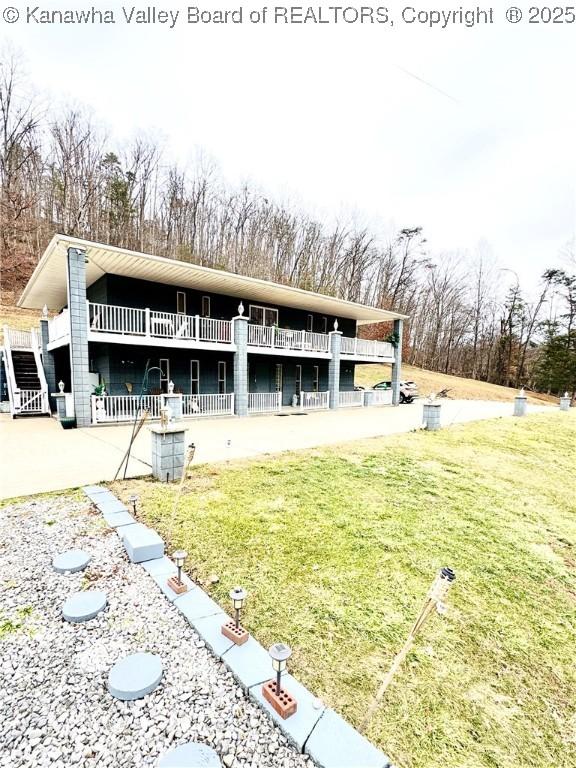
[1,50,574,395]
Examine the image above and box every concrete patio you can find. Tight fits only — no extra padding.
[0,400,554,500]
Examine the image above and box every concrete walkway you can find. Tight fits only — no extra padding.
[0,400,554,500]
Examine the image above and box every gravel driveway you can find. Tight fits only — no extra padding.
[0,496,312,768]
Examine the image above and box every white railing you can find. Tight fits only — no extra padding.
[89,303,146,335]
[340,337,395,359]
[339,390,364,407]
[91,394,162,423]
[87,303,232,345]
[248,392,282,413]
[247,325,330,354]
[48,310,70,343]
[370,389,393,406]
[300,391,329,410]
[182,393,234,417]
[6,328,33,349]
[18,389,44,413]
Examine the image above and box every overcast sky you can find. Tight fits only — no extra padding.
[6,1,576,298]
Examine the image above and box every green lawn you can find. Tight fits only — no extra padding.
[125,412,576,768]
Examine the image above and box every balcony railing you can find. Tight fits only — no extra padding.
[340,336,394,359]
[48,310,70,344]
[247,324,330,354]
[87,302,232,345]
[248,392,282,413]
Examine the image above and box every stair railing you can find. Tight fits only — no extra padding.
[30,327,50,414]
[2,325,20,416]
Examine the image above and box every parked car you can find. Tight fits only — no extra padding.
[373,380,419,403]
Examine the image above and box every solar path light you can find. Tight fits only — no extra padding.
[129,494,138,515]
[221,587,249,645]
[361,566,456,733]
[167,550,189,595]
[262,643,297,719]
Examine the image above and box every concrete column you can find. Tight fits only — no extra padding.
[391,318,403,406]
[149,424,186,482]
[67,247,91,427]
[40,318,57,412]
[423,400,442,430]
[233,314,248,417]
[363,390,375,407]
[559,393,571,412]
[513,389,527,417]
[328,330,342,409]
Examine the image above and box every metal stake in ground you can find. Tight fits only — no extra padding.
[168,443,196,534]
[361,567,456,734]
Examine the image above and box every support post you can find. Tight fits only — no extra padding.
[391,318,403,406]
[39,315,56,412]
[328,328,342,409]
[67,247,92,427]
[233,312,248,417]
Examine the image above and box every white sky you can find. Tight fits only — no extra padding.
[6,1,576,298]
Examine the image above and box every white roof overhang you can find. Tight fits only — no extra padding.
[18,235,409,324]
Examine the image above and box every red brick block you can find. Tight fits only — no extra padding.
[221,620,249,646]
[166,576,188,595]
[262,679,297,719]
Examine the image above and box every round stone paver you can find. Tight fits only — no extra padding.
[158,743,222,767]
[52,549,91,574]
[62,590,107,623]
[107,652,163,701]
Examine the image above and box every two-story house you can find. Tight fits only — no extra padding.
[7,235,407,426]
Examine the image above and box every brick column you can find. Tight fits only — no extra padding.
[328,328,342,409]
[67,247,92,427]
[233,311,248,417]
[391,318,403,406]
[39,314,57,412]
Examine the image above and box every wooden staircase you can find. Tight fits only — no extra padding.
[2,326,50,417]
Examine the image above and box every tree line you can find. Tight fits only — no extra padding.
[1,50,574,395]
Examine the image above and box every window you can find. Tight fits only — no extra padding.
[159,358,170,394]
[249,304,278,327]
[218,361,226,394]
[312,365,319,393]
[176,291,186,315]
[190,360,200,395]
[320,316,328,334]
[307,314,314,333]
[275,364,283,393]
[201,296,211,317]
[295,364,302,395]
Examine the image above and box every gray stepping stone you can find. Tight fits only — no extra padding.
[305,708,391,768]
[83,486,115,501]
[107,652,163,701]
[53,549,91,574]
[158,742,222,767]
[96,498,129,515]
[102,510,135,528]
[249,672,325,750]
[62,590,107,623]
[121,523,164,563]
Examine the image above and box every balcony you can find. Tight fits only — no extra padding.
[46,301,395,362]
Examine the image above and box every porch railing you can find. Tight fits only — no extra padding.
[248,392,282,413]
[48,310,70,344]
[339,390,364,407]
[370,389,393,406]
[300,391,329,410]
[87,302,232,345]
[5,328,33,349]
[91,394,162,423]
[247,325,330,354]
[340,336,395,359]
[182,393,234,417]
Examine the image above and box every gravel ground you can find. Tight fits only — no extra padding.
[0,496,312,768]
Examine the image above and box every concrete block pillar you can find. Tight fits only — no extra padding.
[363,390,375,407]
[40,316,57,412]
[559,393,571,412]
[233,311,248,417]
[328,328,342,409]
[150,424,186,482]
[423,400,442,430]
[67,247,91,427]
[391,318,403,406]
[513,388,527,417]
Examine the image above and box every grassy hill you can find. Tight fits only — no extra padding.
[356,363,557,405]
